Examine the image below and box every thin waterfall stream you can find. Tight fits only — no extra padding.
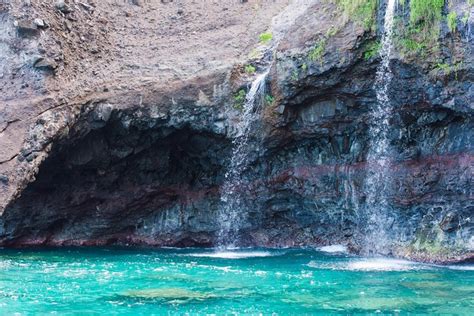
[217,70,269,247]
[215,0,318,249]
[364,0,397,255]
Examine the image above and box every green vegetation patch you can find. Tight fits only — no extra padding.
[333,0,378,31]
[446,11,457,32]
[461,12,469,25]
[308,39,327,65]
[233,89,246,110]
[398,35,427,55]
[363,40,381,60]
[396,0,448,58]
[244,64,256,74]
[259,32,273,44]
[408,0,444,46]
[409,0,445,27]
[265,94,275,106]
[434,60,463,79]
[308,1,377,67]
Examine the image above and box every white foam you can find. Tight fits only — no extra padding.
[446,265,474,271]
[186,251,274,259]
[318,245,348,253]
[347,258,420,271]
[0,260,11,269]
[308,258,426,272]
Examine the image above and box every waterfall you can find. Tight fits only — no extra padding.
[215,0,318,248]
[364,0,397,255]
[217,70,269,247]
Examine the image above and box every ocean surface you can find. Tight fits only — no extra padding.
[0,247,473,314]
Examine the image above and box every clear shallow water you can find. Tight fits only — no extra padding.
[0,248,473,315]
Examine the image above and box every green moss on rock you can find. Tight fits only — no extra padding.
[333,0,378,31]
[395,0,449,60]
[233,89,246,110]
[363,40,381,60]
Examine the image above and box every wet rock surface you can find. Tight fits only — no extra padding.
[0,1,472,263]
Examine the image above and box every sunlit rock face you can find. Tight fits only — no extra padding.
[0,1,472,263]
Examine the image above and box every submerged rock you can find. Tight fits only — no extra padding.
[122,288,216,301]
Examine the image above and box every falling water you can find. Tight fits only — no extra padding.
[215,0,319,248]
[217,70,269,247]
[364,0,397,255]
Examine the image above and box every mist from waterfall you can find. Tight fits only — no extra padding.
[217,71,269,247]
[364,0,397,255]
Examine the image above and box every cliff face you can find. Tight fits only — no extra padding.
[259,0,473,263]
[0,0,472,263]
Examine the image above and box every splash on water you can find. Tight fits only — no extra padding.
[446,265,474,271]
[308,257,425,272]
[187,251,275,259]
[318,245,348,253]
[347,258,422,271]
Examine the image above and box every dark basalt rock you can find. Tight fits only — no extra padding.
[15,20,39,37]
[0,175,8,185]
[439,213,460,233]
[55,0,73,14]
[33,57,58,72]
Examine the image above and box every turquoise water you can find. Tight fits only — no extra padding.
[1,248,473,315]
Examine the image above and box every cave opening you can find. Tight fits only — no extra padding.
[1,111,232,247]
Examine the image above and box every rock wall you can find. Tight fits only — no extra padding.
[254,0,473,262]
[0,0,472,263]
